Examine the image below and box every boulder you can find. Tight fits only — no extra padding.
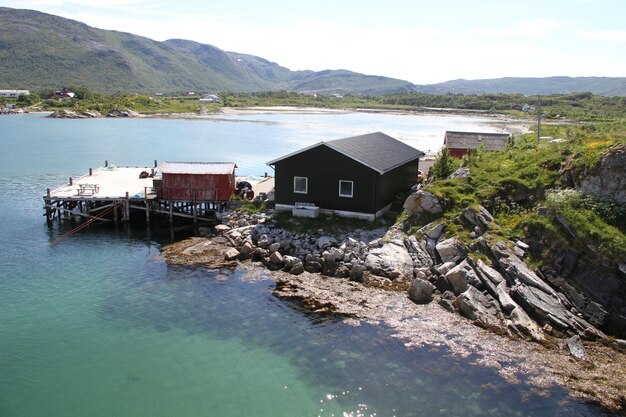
[577,144,626,203]
[239,241,255,259]
[349,264,364,282]
[499,253,555,295]
[365,240,414,281]
[408,278,435,304]
[224,248,240,261]
[444,259,481,295]
[269,251,284,265]
[403,190,444,217]
[566,335,588,361]
[283,256,304,275]
[448,167,471,179]
[269,242,281,253]
[509,306,545,341]
[436,237,466,263]
[317,236,337,249]
[404,236,434,269]
[453,286,505,328]
[461,206,493,230]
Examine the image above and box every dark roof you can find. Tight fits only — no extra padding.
[159,162,236,175]
[267,132,424,175]
[444,131,511,151]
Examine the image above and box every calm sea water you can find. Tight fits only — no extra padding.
[0,112,610,417]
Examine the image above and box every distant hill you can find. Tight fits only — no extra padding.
[418,76,626,96]
[0,7,416,95]
[1,7,624,97]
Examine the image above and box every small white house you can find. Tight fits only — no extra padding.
[199,94,219,104]
[0,89,30,98]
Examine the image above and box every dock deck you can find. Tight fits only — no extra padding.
[50,166,156,200]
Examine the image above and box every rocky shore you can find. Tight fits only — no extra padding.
[47,108,140,118]
[162,202,626,411]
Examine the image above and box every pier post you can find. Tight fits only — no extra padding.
[89,168,92,176]
[154,160,158,168]
[114,200,119,223]
[193,203,197,224]
[105,160,108,168]
[69,177,73,186]
[144,187,150,224]
[124,192,130,222]
[168,200,173,224]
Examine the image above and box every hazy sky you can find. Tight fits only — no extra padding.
[2,0,625,84]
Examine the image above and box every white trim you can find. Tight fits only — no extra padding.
[338,180,353,198]
[293,176,308,194]
[273,202,393,222]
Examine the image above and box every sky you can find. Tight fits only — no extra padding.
[1,0,625,84]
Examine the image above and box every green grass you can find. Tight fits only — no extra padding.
[419,121,626,262]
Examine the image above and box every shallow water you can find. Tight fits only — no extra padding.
[0,113,611,416]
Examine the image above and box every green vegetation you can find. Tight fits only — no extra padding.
[222,91,626,121]
[417,121,626,261]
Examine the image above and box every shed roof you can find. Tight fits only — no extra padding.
[159,161,236,175]
[267,132,424,175]
[444,131,511,151]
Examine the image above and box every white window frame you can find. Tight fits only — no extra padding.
[293,176,308,194]
[338,180,353,198]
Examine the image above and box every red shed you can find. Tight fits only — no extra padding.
[157,162,236,201]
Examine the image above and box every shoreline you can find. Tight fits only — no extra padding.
[162,219,626,413]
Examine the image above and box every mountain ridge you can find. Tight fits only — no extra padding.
[1,7,625,96]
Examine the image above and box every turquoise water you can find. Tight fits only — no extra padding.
[0,113,611,416]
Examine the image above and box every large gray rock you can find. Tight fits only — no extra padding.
[224,248,240,260]
[444,259,481,295]
[578,144,626,203]
[365,240,414,281]
[499,253,555,295]
[453,286,505,328]
[509,306,545,341]
[317,236,337,249]
[436,237,466,263]
[403,236,433,269]
[408,278,435,304]
[283,255,304,275]
[403,190,444,217]
[462,206,494,230]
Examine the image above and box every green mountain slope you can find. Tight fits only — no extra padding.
[419,76,626,96]
[0,7,415,94]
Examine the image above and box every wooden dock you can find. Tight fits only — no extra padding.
[44,161,231,225]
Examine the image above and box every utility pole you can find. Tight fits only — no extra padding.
[537,95,542,143]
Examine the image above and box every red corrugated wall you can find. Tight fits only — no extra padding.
[448,148,468,158]
[160,173,234,201]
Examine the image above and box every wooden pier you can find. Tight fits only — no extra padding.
[44,161,233,226]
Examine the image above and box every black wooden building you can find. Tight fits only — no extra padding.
[267,132,424,220]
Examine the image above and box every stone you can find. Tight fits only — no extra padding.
[566,335,588,361]
[513,246,525,258]
[239,241,254,259]
[224,248,240,260]
[269,242,281,253]
[349,264,364,282]
[499,253,555,295]
[365,240,414,281]
[444,259,481,295]
[283,256,304,275]
[317,236,336,249]
[462,206,493,230]
[436,261,457,275]
[577,144,626,203]
[197,227,212,237]
[516,240,530,250]
[425,223,445,240]
[214,224,231,233]
[453,286,505,328]
[269,251,284,265]
[434,275,454,293]
[257,234,271,249]
[404,236,434,269]
[436,237,466,263]
[448,167,471,179]
[509,306,545,341]
[322,261,340,277]
[403,190,444,217]
[323,247,343,262]
[408,278,435,304]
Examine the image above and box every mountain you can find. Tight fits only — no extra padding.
[0,7,416,95]
[418,76,626,96]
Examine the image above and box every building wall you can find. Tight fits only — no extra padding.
[375,159,419,209]
[161,173,234,201]
[448,148,468,158]
[273,145,378,213]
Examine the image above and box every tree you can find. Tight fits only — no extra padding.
[429,147,456,180]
